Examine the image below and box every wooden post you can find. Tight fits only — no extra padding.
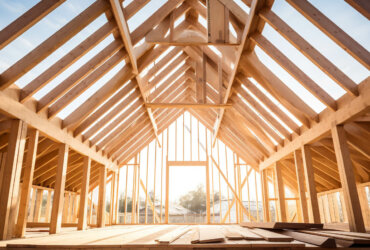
[0,119,27,240]
[62,193,70,223]
[97,166,107,228]
[28,188,36,222]
[78,156,91,230]
[33,189,43,222]
[165,157,169,224]
[332,125,365,232]
[114,173,119,224]
[206,158,211,224]
[294,150,309,222]
[15,129,39,237]
[110,172,115,225]
[45,190,52,222]
[274,162,287,222]
[301,145,321,223]
[261,169,270,222]
[50,143,69,234]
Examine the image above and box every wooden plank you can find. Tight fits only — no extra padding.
[0,120,27,240]
[331,125,365,232]
[77,156,91,230]
[14,129,39,238]
[294,150,309,223]
[231,225,263,240]
[240,222,323,229]
[248,228,294,242]
[97,166,107,228]
[50,143,69,234]
[300,229,370,245]
[0,0,65,50]
[345,0,370,20]
[198,227,225,243]
[280,230,336,247]
[145,103,232,109]
[287,0,370,70]
[167,161,208,166]
[156,226,191,244]
[110,0,138,74]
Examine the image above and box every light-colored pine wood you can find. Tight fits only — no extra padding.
[14,129,39,238]
[0,0,65,50]
[78,156,91,230]
[33,189,44,222]
[97,166,107,228]
[301,145,321,223]
[0,120,27,240]
[331,125,365,232]
[287,0,370,70]
[50,143,69,234]
[294,150,309,223]
[274,162,287,222]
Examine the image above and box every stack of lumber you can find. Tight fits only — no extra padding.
[240,222,370,247]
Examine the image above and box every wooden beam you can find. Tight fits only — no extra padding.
[212,0,266,146]
[331,125,365,232]
[293,150,309,223]
[287,0,370,70]
[109,0,138,74]
[258,9,358,96]
[251,34,337,111]
[0,120,27,240]
[97,166,107,228]
[259,78,370,170]
[345,0,370,20]
[301,145,321,223]
[0,0,110,90]
[145,103,232,109]
[14,129,39,237]
[0,91,117,170]
[50,143,69,234]
[275,162,287,222]
[21,22,118,103]
[0,0,65,50]
[167,161,208,166]
[77,156,91,230]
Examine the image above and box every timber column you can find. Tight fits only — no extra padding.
[97,165,107,227]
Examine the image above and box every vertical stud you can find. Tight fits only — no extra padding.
[15,129,39,238]
[294,150,309,222]
[332,125,365,232]
[50,143,68,234]
[302,145,321,223]
[0,120,27,240]
[97,166,106,228]
[78,156,90,230]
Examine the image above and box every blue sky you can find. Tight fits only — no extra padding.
[0,0,369,117]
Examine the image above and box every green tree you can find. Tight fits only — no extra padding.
[118,194,133,212]
[179,185,207,213]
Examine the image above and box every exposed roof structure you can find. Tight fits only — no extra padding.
[0,0,369,240]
